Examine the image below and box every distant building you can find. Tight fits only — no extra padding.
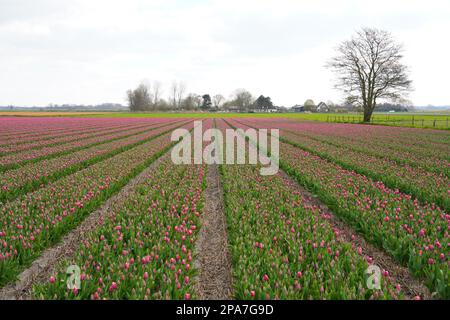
[291,105,305,112]
[254,106,278,113]
[316,102,330,113]
[227,106,241,113]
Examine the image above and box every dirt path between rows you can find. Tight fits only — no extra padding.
[279,170,432,300]
[0,152,172,300]
[194,164,233,299]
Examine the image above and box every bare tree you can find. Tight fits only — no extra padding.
[141,80,153,105]
[176,81,186,109]
[327,27,412,122]
[193,94,203,109]
[126,83,152,112]
[169,81,178,109]
[181,93,195,110]
[232,89,254,111]
[152,81,162,109]
[212,94,225,109]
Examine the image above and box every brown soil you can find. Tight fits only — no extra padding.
[194,164,233,299]
[0,152,172,300]
[279,170,432,300]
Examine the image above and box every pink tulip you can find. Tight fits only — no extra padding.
[109,282,117,292]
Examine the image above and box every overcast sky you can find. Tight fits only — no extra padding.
[1,0,449,107]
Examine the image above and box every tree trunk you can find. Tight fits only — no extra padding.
[363,106,373,123]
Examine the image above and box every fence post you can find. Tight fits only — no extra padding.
[447,118,448,128]
[433,119,436,127]
[412,116,415,126]
[422,119,424,127]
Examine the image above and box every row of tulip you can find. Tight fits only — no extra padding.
[234,119,449,215]
[0,120,181,171]
[278,130,449,211]
[0,123,103,146]
[0,118,155,143]
[227,118,448,298]
[0,121,194,287]
[33,122,212,299]
[282,119,450,149]
[277,142,449,298]
[0,118,103,140]
[0,120,187,204]
[33,160,206,300]
[215,119,401,299]
[287,130,450,177]
[238,119,449,176]
[0,121,167,155]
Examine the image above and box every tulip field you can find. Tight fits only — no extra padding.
[0,115,448,300]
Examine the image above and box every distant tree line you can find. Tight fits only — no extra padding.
[126,80,413,114]
[126,82,281,112]
[374,103,412,112]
